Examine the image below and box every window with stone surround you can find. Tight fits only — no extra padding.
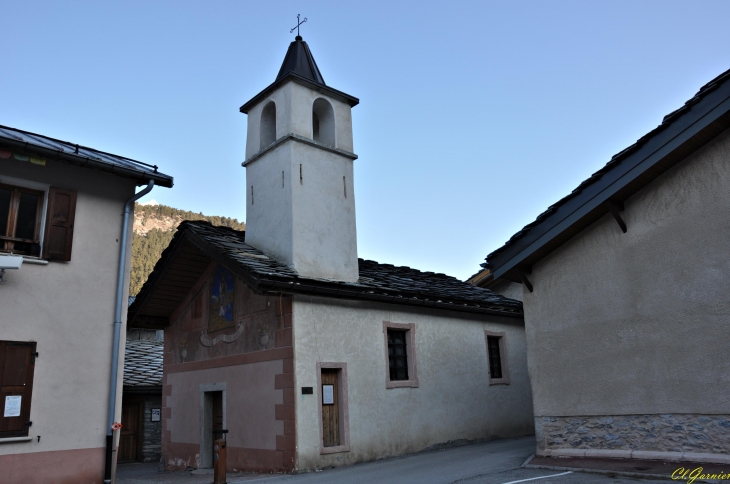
[383,321,418,389]
[485,330,510,385]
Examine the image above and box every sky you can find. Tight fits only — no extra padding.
[3,1,730,280]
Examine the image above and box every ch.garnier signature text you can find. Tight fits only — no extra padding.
[672,467,730,483]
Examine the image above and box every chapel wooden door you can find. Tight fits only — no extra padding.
[212,391,223,457]
[321,370,340,447]
[118,402,141,462]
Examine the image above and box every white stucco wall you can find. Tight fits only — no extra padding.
[292,296,534,470]
[245,81,354,159]
[524,127,730,418]
[245,127,358,283]
[0,158,137,457]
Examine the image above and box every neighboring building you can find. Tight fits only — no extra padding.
[483,68,730,465]
[121,329,164,464]
[0,125,172,483]
[127,36,535,473]
[467,268,523,302]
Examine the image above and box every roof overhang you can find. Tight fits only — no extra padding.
[239,73,359,114]
[0,126,173,188]
[487,72,730,282]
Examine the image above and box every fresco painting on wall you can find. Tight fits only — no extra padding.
[209,266,235,333]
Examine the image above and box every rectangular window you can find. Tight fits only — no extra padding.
[0,183,44,256]
[383,322,418,388]
[0,341,37,438]
[484,330,510,385]
[387,330,409,381]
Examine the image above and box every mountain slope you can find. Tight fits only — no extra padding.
[130,203,245,295]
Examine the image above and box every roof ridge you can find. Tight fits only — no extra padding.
[484,66,730,266]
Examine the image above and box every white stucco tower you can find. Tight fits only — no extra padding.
[240,35,360,282]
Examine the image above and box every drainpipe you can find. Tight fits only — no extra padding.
[104,180,155,483]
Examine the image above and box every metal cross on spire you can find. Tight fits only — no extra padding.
[290,14,307,37]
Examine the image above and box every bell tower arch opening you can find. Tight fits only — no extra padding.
[260,101,277,150]
[312,98,335,147]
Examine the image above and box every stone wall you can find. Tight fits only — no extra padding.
[536,415,730,455]
[142,396,163,462]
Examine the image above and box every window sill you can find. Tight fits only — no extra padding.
[386,379,419,389]
[0,254,48,265]
[0,436,33,444]
[320,444,350,455]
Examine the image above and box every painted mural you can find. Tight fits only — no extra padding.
[168,264,283,364]
[208,267,236,333]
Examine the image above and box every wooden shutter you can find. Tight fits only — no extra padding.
[0,341,36,437]
[43,187,77,261]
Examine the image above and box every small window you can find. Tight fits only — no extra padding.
[387,330,408,381]
[485,330,510,385]
[0,341,37,438]
[192,294,203,319]
[0,183,44,256]
[383,322,418,388]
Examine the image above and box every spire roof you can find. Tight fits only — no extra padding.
[240,36,359,114]
[275,36,325,86]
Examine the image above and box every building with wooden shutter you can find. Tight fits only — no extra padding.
[127,36,535,473]
[120,329,164,464]
[482,68,730,466]
[0,125,172,483]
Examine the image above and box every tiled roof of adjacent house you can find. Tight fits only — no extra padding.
[0,125,173,187]
[484,67,730,281]
[123,340,163,387]
[128,220,523,326]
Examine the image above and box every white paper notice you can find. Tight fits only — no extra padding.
[322,385,334,405]
[4,395,21,417]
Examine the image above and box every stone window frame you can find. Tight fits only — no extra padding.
[383,321,419,389]
[316,362,350,455]
[484,330,510,385]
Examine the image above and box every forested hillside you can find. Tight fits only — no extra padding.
[130,203,245,295]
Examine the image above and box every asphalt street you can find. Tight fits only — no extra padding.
[117,436,678,484]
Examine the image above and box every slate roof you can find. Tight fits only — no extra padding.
[123,340,163,387]
[276,36,326,86]
[240,36,358,114]
[129,221,523,326]
[0,124,173,187]
[484,67,730,280]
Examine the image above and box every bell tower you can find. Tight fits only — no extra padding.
[240,35,360,282]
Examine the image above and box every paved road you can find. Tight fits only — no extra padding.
[117,436,677,484]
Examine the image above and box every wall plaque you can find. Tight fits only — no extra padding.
[151,408,161,422]
[322,384,334,405]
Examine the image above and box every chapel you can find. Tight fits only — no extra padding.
[128,35,534,472]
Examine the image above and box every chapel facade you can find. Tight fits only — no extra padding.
[128,35,535,472]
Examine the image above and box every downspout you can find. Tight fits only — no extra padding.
[104,179,155,483]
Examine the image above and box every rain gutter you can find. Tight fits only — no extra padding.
[104,180,155,483]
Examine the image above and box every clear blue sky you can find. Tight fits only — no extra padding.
[3,1,730,280]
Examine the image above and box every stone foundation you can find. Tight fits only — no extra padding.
[536,415,730,455]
